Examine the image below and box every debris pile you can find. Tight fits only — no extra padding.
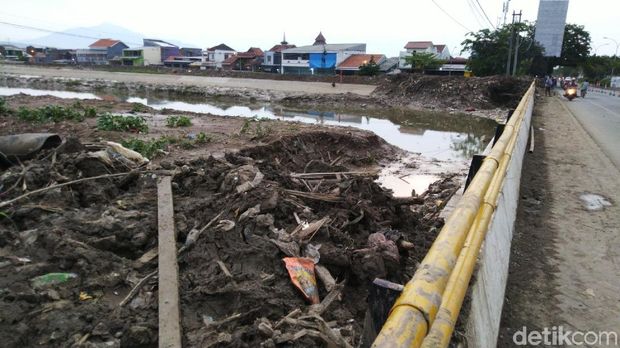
[0,131,460,347]
[374,74,531,109]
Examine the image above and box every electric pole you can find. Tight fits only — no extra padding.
[512,10,523,76]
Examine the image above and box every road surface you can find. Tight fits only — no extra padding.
[562,90,620,169]
[0,64,377,96]
[499,96,620,347]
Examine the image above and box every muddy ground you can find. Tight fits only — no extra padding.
[1,67,530,120]
[0,93,462,347]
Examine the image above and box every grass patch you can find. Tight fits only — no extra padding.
[97,113,148,132]
[131,103,150,113]
[0,98,10,115]
[166,115,192,127]
[121,132,212,158]
[239,117,273,139]
[17,105,86,123]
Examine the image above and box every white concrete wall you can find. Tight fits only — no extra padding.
[142,47,161,66]
[464,94,535,348]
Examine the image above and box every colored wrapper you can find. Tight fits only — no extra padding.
[283,257,320,304]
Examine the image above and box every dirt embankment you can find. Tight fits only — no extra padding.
[0,129,460,347]
[281,75,531,116]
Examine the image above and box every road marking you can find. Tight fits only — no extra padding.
[583,97,620,118]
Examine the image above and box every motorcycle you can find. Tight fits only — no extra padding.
[581,89,587,98]
[564,87,577,101]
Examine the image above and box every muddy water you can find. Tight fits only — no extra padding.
[0,86,497,196]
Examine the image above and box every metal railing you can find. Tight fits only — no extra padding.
[372,81,536,348]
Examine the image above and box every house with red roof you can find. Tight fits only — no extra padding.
[76,39,127,65]
[263,34,296,73]
[202,44,237,69]
[222,47,265,71]
[335,54,386,75]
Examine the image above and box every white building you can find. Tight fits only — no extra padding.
[202,43,236,69]
[398,41,451,70]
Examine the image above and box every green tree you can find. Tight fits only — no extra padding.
[404,52,445,73]
[550,24,591,67]
[358,56,381,76]
[462,22,544,76]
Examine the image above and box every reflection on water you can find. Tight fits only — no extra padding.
[0,86,497,162]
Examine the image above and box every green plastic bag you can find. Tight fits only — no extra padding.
[31,272,78,288]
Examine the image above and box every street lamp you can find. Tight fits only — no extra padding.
[603,36,619,76]
[593,43,609,55]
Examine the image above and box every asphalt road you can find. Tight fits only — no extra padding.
[559,89,620,169]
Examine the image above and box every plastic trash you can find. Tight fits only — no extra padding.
[283,257,320,304]
[31,272,78,288]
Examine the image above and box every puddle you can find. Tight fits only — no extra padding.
[1,85,496,195]
[0,86,100,100]
[579,193,613,211]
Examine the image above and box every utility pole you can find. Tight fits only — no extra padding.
[512,10,523,76]
[505,10,516,75]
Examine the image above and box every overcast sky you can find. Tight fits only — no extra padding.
[1,0,619,57]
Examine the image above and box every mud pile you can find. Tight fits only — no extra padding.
[374,75,531,109]
[0,131,460,347]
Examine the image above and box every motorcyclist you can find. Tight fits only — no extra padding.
[580,80,589,98]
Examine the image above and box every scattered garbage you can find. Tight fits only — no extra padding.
[31,272,78,288]
[283,257,320,304]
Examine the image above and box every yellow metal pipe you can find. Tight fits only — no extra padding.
[419,83,535,348]
[373,81,535,348]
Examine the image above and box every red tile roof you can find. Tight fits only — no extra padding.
[268,44,296,52]
[337,54,386,69]
[89,39,121,48]
[404,41,433,49]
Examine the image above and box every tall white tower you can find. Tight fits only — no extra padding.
[534,0,570,57]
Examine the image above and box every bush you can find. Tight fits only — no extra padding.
[97,114,148,132]
[17,105,84,123]
[121,137,170,159]
[166,115,192,127]
[0,98,10,115]
[131,103,149,113]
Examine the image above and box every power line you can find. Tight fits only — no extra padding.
[466,0,486,28]
[430,0,473,32]
[0,20,143,46]
[473,0,497,29]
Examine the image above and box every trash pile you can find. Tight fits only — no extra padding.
[374,74,531,109]
[0,130,460,347]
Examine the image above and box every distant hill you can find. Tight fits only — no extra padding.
[21,23,198,49]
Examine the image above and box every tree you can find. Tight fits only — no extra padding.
[462,22,545,76]
[550,24,591,67]
[404,52,445,73]
[358,56,381,76]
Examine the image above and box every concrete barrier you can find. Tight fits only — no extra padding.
[463,86,535,347]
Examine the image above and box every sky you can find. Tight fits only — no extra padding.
[1,0,619,57]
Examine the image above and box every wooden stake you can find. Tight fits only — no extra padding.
[157,176,182,348]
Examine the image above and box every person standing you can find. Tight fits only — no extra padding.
[544,76,553,96]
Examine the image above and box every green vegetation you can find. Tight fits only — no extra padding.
[17,105,86,123]
[97,114,148,132]
[404,52,445,73]
[0,98,10,115]
[121,137,170,159]
[166,115,192,127]
[359,57,381,76]
[239,117,273,139]
[131,103,150,113]
[121,132,211,158]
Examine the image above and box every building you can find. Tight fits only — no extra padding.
[143,39,179,62]
[280,32,366,75]
[263,34,296,73]
[335,54,386,75]
[222,47,264,71]
[75,39,127,65]
[534,0,570,57]
[119,47,161,66]
[163,55,202,68]
[202,44,237,69]
[0,45,28,61]
[27,47,75,64]
[398,41,451,70]
[179,47,202,57]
